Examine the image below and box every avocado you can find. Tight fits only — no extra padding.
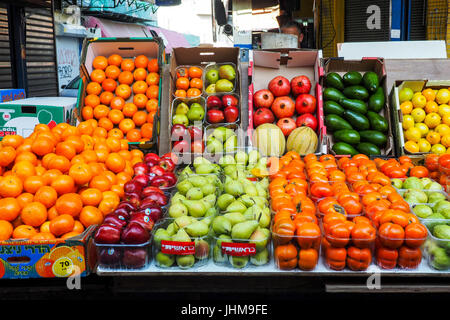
[343,85,370,101]
[368,86,385,112]
[324,100,345,116]
[340,98,368,114]
[334,129,360,145]
[359,130,387,147]
[367,111,389,132]
[356,142,381,156]
[362,71,380,93]
[342,71,363,86]
[324,87,346,103]
[332,142,359,156]
[343,109,370,130]
[325,114,353,132]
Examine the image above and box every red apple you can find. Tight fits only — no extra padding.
[224,106,239,123]
[253,108,275,127]
[207,109,224,123]
[98,247,122,266]
[268,76,290,97]
[277,118,297,136]
[121,222,150,244]
[253,89,274,109]
[132,162,149,176]
[171,124,189,142]
[296,113,318,131]
[129,212,155,232]
[122,248,148,269]
[132,174,149,188]
[271,96,295,119]
[295,93,316,114]
[291,75,312,96]
[191,140,205,154]
[103,212,128,229]
[124,180,143,194]
[222,95,238,108]
[94,224,122,244]
[144,153,160,163]
[172,140,190,153]
[206,96,222,109]
[188,126,203,141]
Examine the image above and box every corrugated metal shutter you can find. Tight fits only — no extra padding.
[409,0,426,40]
[25,5,58,97]
[319,0,345,58]
[0,5,13,89]
[344,0,390,42]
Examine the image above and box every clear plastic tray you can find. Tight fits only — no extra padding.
[424,225,450,271]
[94,240,152,270]
[173,65,205,99]
[202,62,238,96]
[204,93,240,126]
[169,96,207,134]
[203,123,242,158]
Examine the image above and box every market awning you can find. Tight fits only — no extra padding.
[83,16,196,53]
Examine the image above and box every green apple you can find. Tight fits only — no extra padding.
[206,69,219,84]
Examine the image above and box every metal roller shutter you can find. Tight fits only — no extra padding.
[344,0,390,42]
[0,5,13,89]
[409,0,426,40]
[25,5,58,97]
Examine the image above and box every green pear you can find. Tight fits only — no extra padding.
[172,228,192,242]
[435,200,450,218]
[216,234,232,247]
[174,216,194,229]
[187,103,205,122]
[231,220,259,240]
[195,163,215,174]
[428,192,447,204]
[258,211,271,228]
[193,156,211,168]
[206,137,223,154]
[219,155,236,167]
[168,202,188,218]
[240,179,258,197]
[166,222,179,236]
[170,192,186,205]
[212,127,235,142]
[204,207,217,218]
[218,64,236,81]
[215,79,234,93]
[175,102,189,115]
[212,216,232,235]
[223,165,238,179]
[177,180,193,195]
[255,182,268,198]
[188,175,208,188]
[244,204,263,221]
[206,69,219,84]
[259,177,269,189]
[205,84,216,94]
[429,246,450,270]
[176,255,195,269]
[185,220,209,238]
[201,183,216,196]
[250,196,269,208]
[155,252,175,268]
[194,239,210,260]
[181,199,208,217]
[249,227,270,251]
[213,245,226,263]
[224,179,244,197]
[186,187,204,200]
[391,178,403,189]
[224,135,237,153]
[217,193,235,210]
[234,151,248,166]
[172,114,189,126]
[228,255,248,269]
[153,228,171,249]
[248,149,260,165]
[226,200,247,214]
[201,194,217,210]
[250,248,269,266]
[239,194,256,208]
[223,212,246,226]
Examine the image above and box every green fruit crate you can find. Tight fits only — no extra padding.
[75,37,166,152]
[321,57,396,158]
[390,79,450,156]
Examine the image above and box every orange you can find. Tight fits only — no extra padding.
[98,117,114,131]
[79,188,103,206]
[55,142,76,160]
[120,139,129,150]
[21,202,47,227]
[118,71,134,85]
[90,69,106,84]
[147,58,159,73]
[190,77,203,89]
[41,169,62,185]
[92,56,108,70]
[61,126,79,140]
[65,136,85,153]
[12,224,37,239]
[106,137,121,152]
[40,221,51,233]
[115,84,132,100]
[147,111,156,124]
[16,193,34,209]
[31,232,56,240]
[101,78,117,92]
[80,135,94,151]
[116,172,132,186]
[2,135,24,149]
[49,214,75,237]
[69,163,93,185]
[132,111,148,126]
[108,128,124,140]
[108,109,124,125]
[188,66,202,78]
[187,87,201,98]
[99,91,114,106]
[146,72,159,86]
[12,161,36,181]
[0,198,21,221]
[34,186,58,209]
[77,121,94,136]
[117,150,132,161]
[126,128,142,142]
[80,150,98,163]
[130,149,144,159]
[89,174,111,192]
[93,104,110,119]
[79,206,104,228]
[0,220,13,241]
[61,231,81,240]
[123,102,138,117]
[176,77,190,90]
[0,146,16,167]
[119,118,135,134]
[95,148,109,163]
[105,153,126,173]
[0,175,23,198]
[121,59,135,72]
[174,89,186,98]
[55,193,83,218]
[23,176,46,194]
[132,80,148,94]
[105,65,121,80]
[81,106,94,120]
[92,127,108,139]
[135,55,149,68]
[86,82,102,95]
[51,175,75,195]
[98,198,117,216]
[107,54,122,67]
[47,155,71,173]
[146,85,159,99]
[73,220,85,234]
[133,67,148,81]
[15,151,38,166]
[47,206,59,220]
[145,98,158,113]
[110,184,124,199]
[141,123,153,139]
[89,162,105,177]
[103,190,120,203]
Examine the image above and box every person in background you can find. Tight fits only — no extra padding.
[280,19,305,48]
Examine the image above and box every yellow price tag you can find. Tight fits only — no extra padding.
[52,257,74,278]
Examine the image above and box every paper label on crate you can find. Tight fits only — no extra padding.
[161,240,195,255]
[221,242,256,256]
[0,126,17,137]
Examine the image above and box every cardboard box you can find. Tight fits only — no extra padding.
[321,57,395,157]
[167,47,242,164]
[391,79,450,156]
[0,226,95,279]
[0,89,25,103]
[248,49,326,155]
[76,37,165,151]
[0,97,77,138]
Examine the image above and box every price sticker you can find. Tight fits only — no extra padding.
[52,257,74,277]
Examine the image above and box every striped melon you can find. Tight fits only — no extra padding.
[252,123,286,157]
[286,126,318,155]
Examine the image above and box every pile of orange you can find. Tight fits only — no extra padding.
[0,121,144,241]
[82,54,159,143]
[174,66,203,98]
